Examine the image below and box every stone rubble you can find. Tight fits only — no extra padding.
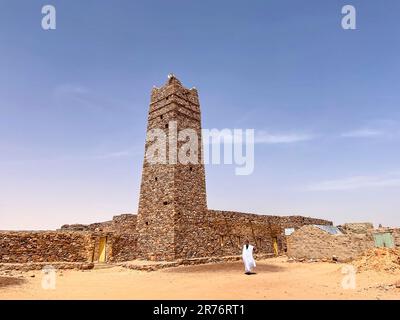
[352,248,400,274]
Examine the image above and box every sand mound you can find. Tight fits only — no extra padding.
[353,248,400,273]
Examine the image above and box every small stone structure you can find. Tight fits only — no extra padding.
[339,223,374,234]
[287,225,374,262]
[287,224,400,262]
[0,75,332,267]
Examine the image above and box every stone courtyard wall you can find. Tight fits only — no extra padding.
[339,223,374,234]
[170,210,332,260]
[0,230,138,264]
[287,225,375,262]
[0,231,93,263]
[60,214,137,233]
[58,214,138,262]
[197,210,333,258]
[0,212,331,263]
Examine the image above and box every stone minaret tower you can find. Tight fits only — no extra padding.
[136,74,208,261]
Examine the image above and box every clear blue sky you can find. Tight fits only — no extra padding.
[1,0,400,230]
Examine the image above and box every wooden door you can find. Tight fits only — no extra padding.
[98,237,107,262]
[273,237,279,256]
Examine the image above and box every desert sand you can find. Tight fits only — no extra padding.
[1,257,399,300]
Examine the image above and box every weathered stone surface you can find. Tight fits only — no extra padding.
[108,233,137,262]
[79,263,95,270]
[0,231,92,263]
[0,262,94,271]
[61,214,137,233]
[287,225,375,262]
[353,248,400,273]
[136,75,208,261]
[339,223,374,234]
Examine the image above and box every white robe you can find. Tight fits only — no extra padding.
[242,244,256,273]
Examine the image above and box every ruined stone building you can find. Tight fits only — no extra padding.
[287,223,400,262]
[0,75,331,266]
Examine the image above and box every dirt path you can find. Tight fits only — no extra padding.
[1,258,399,300]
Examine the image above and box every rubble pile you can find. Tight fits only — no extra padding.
[353,248,400,273]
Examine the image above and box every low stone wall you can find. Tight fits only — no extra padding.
[171,210,331,260]
[0,231,93,263]
[1,212,331,264]
[0,262,94,271]
[0,230,138,265]
[287,225,375,262]
[61,214,137,233]
[339,223,374,234]
[184,210,333,259]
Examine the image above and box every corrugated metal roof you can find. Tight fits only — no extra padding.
[314,225,343,235]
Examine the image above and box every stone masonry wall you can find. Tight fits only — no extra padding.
[108,233,138,262]
[287,225,375,262]
[0,231,93,263]
[60,214,137,233]
[339,223,374,234]
[204,210,332,258]
[0,212,331,263]
[137,75,208,261]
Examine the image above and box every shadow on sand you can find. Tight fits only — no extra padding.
[164,261,285,274]
[0,276,26,289]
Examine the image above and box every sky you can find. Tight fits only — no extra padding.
[1,0,400,230]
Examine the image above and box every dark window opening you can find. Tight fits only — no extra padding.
[163,201,168,205]
[165,123,169,129]
[155,177,158,181]
[145,221,149,226]
[160,115,163,119]
[189,167,193,171]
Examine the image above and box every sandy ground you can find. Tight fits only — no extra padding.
[1,257,399,300]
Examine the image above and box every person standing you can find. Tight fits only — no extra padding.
[242,239,256,275]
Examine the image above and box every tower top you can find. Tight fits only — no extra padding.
[166,73,183,86]
[150,74,199,105]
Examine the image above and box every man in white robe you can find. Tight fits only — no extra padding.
[242,239,256,275]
